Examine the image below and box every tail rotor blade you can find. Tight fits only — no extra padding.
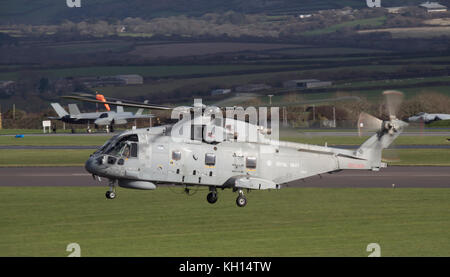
[383,90,404,119]
[358,112,382,136]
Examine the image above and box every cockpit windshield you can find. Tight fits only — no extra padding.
[95,134,120,154]
[103,134,139,158]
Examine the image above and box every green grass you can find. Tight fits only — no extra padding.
[98,64,405,99]
[332,76,450,90]
[0,150,93,167]
[303,16,387,36]
[0,129,49,135]
[0,64,306,81]
[385,149,450,166]
[0,187,448,256]
[269,46,389,56]
[0,135,109,146]
[428,120,450,128]
[321,85,450,101]
[0,129,107,135]
[45,41,133,55]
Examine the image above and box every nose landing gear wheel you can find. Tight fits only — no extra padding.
[207,192,218,204]
[105,191,116,199]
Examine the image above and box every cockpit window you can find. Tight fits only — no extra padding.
[100,113,109,118]
[104,134,139,157]
[95,134,120,154]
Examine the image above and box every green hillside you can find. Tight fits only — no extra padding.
[0,0,431,24]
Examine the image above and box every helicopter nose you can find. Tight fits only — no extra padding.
[85,157,95,174]
[85,155,101,175]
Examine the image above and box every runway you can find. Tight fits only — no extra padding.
[0,166,449,188]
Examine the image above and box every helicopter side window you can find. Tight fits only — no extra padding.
[122,144,131,158]
[172,151,181,161]
[120,143,138,158]
[205,153,216,166]
[246,157,257,169]
[130,143,138,158]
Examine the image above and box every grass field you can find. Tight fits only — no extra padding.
[0,187,448,256]
[332,76,450,90]
[358,26,450,39]
[384,149,450,166]
[98,64,406,99]
[0,64,304,81]
[303,16,387,36]
[0,150,93,167]
[0,135,110,146]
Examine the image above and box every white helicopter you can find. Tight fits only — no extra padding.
[84,91,407,207]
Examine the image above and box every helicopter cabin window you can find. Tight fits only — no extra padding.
[246,157,257,169]
[130,143,138,158]
[172,150,181,161]
[205,153,216,166]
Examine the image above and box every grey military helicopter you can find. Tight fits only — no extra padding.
[84,91,407,207]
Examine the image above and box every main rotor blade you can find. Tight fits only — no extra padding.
[383,90,404,119]
[357,112,382,136]
[70,92,153,106]
[62,95,172,110]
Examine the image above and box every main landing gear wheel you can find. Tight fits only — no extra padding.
[236,190,247,207]
[207,192,218,204]
[105,191,116,199]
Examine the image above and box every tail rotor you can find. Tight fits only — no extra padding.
[357,112,383,137]
[358,90,407,138]
[356,91,408,167]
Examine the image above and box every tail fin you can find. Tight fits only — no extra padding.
[136,100,148,115]
[354,90,407,170]
[51,103,69,118]
[116,101,124,113]
[356,118,408,169]
[68,104,81,115]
